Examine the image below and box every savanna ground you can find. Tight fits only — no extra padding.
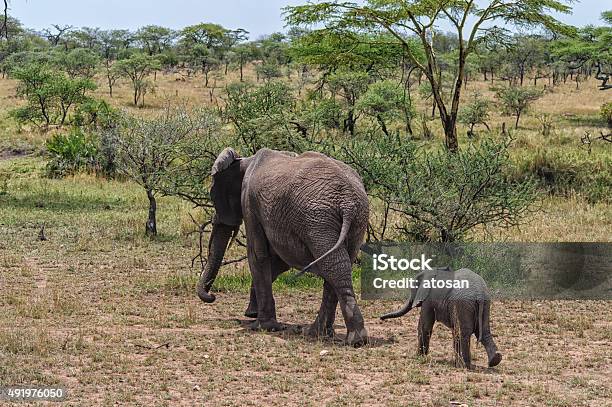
[0,69,611,406]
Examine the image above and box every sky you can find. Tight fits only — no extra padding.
[8,0,610,39]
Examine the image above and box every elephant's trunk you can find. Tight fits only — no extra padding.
[380,299,413,320]
[196,223,237,303]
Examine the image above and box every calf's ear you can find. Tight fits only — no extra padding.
[412,271,435,307]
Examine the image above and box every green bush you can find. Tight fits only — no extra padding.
[458,93,491,137]
[494,86,544,129]
[513,149,611,204]
[45,127,99,177]
[340,132,539,242]
[224,81,302,153]
[601,101,612,128]
[71,99,118,129]
[0,171,9,196]
[356,80,414,136]
[299,97,342,131]
[255,62,282,81]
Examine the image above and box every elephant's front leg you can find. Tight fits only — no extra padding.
[248,256,283,331]
[245,257,289,318]
[307,279,338,339]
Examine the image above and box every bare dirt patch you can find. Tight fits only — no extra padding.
[1,240,610,406]
[0,148,30,161]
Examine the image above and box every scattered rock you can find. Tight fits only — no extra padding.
[192,385,200,391]
[319,350,329,356]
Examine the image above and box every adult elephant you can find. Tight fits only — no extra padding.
[196,148,369,346]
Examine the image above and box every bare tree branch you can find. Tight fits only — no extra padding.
[1,0,9,41]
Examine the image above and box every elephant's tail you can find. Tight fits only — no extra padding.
[477,299,485,343]
[380,299,413,320]
[300,208,354,274]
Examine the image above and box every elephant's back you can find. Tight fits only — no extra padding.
[248,149,368,265]
[449,268,491,302]
[251,149,367,204]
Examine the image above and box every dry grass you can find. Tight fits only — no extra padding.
[0,69,610,405]
[1,155,611,405]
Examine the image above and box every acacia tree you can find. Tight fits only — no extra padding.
[495,86,544,129]
[1,0,8,40]
[552,11,612,90]
[42,24,73,48]
[458,92,490,137]
[179,23,228,82]
[10,62,96,128]
[98,29,131,97]
[135,25,175,56]
[286,0,574,151]
[232,44,255,81]
[113,52,160,106]
[53,47,100,79]
[109,105,221,236]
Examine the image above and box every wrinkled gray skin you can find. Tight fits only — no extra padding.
[381,268,502,368]
[196,148,369,346]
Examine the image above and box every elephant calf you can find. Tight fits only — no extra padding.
[381,267,502,369]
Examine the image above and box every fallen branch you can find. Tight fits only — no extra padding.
[188,212,248,273]
[581,131,612,154]
[134,342,170,350]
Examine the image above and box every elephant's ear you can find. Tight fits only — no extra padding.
[211,148,240,175]
[210,148,243,226]
[412,271,434,307]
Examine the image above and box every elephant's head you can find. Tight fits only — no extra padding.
[196,148,245,303]
[380,267,453,320]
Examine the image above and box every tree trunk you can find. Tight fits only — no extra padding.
[344,110,356,135]
[377,115,389,136]
[442,116,459,151]
[515,113,521,130]
[146,189,157,236]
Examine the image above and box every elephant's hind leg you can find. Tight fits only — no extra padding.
[452,328,472,369]
[417,305,435,355]
[307,279,338,339]
[451,302,473,369]
[480,302,502,367]
[315,248,367,347]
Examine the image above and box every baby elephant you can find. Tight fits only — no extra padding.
[381,267,502,369]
